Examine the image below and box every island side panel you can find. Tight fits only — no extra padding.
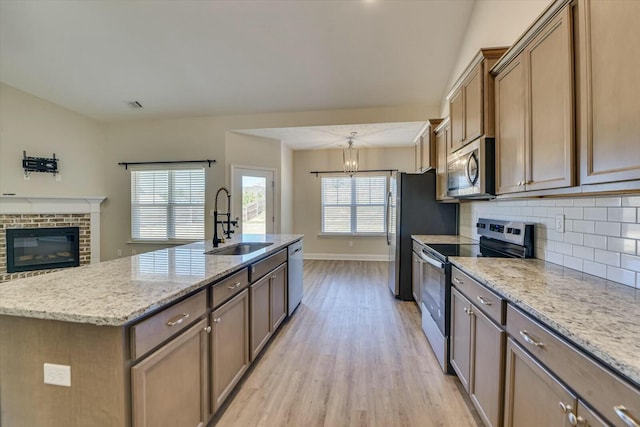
[0,315,130,427]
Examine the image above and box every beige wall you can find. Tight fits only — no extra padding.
[0,83,106,196]
[293,146,414,259]
[280,143,293,234]
[440,0,552,117]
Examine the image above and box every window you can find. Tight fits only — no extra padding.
[321,175,387,234]
[131,168,205,240]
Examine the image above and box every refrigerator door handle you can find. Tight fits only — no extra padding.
[386,191,392,245]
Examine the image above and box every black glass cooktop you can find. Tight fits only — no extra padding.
[426,243,514,259]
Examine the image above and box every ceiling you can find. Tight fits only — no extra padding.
[235,121,425,150]
[0,0,475,122]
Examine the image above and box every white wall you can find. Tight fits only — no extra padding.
[0,83,106,196]
[280,143,293,234]
[440,0,552,117]
[293,146,414,259]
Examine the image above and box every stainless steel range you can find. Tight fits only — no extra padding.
[418,218,534,373]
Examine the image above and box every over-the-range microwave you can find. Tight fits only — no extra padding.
[446,137,495,199]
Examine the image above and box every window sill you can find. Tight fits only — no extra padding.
[318,233,385,238]
[127,239,201,246]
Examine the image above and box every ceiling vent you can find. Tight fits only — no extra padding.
[127,101,143,109]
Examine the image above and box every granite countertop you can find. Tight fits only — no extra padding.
[0,234,303,327]
[412,235,478,245]
[449,257,640,387]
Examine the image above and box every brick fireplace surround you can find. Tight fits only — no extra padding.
[0,196,105,283]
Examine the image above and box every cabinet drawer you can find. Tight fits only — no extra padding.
[131,290,207,360]
[451,267,505,325]
[212,268,249,309]
[507,304,640,426]
[250,249,287,283]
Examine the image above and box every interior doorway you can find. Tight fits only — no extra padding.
[231,166,275,235]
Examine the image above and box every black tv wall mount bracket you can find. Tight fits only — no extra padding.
[22,151,59,177]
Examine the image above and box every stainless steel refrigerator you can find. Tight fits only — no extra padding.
[387,170,458,300]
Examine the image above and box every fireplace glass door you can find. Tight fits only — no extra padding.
[6,227,80,273]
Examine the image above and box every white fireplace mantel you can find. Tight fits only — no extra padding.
[0,196,106,263]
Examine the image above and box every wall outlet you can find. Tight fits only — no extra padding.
[555,214,565,233]
[43,363,71,387]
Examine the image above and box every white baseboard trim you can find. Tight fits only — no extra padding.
[304,253,389,262]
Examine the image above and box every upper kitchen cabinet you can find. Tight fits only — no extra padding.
[414,118,442,173]
[447,48,509,154]
[576,0,640,185]
[493,3,575,194]
[434,119,455,201]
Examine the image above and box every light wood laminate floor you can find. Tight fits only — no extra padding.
[215,260,481,427]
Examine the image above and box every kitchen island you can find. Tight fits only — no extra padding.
[0,234,303,427]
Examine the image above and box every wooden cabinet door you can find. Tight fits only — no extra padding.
[411,252,421,306]
[435,122,453,201]
[504,338,575,427]
[526,6,575,191]
[464,64,483,144]
[450,288,472,392]
[270,263,287,331]
[577,0,640,184]
[211,289,249,413]
[132,318,209,427]
[421,128,433,172]
[495,53,527,194]
[450,88,465,153]
[470,306,505,427]
[575,401,609,427]
[250,275,271,360]
[414,139,422,173]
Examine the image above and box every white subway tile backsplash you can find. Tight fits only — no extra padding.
[607,208,636,223]
[564,208,583,220]
[565,220,574,232]
[573,198,595,207]
[564,231,584,245]
[621,223,640,239]
[595,197,622,207]
[563,255,583,271]
[573,245,594,261]
[607,237,636,255]
[594,249,621,267]
[606,266,636,287]
[556,199,574,207]
[595,221,621,237]
[584,208,607,221]
[583,260,607,279]
[584,234,606,249]
[545,251,564,265]
[621,254,640,272]
[622,196,640,207]
[539,199,556,207]
[573,220,595,234]
[533,207,548,217]
[556,242,573,255]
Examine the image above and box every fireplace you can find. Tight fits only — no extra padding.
[6,227,80,273]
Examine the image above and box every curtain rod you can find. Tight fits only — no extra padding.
[118,160,216,170]
[309,169,398,177]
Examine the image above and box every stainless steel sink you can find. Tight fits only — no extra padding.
[205,242,273,256]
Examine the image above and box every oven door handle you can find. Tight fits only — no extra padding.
[418,251,445,271]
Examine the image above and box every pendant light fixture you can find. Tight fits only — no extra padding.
[343,131,359,177]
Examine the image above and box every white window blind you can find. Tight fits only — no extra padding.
[321,176,387,234]
[131,168,205,240]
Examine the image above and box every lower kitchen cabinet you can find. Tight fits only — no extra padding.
[211,289,250,413]
[412,250,422,308]
[504,337,576,427]
[131,318,209,427]
[270,263,287,331]
[450,287,504,427]
[251,262,288,360]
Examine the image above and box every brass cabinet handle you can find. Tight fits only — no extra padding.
[213,317,221,323]
[476,295,492,306]
[227,282,242,290]
[166,312,189,327]
[453,277,464,285]
[568,413,585,426]
[520,330,544,348]
[559,402,573,414]
[204,326,212,334]
[271,274,277,280]
[614,405,640,427]
[463,306,473,316]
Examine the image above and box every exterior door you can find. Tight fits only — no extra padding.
[231,166,275,235]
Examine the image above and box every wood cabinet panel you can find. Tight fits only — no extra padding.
[212,268,249,309]
[132,318,209,427]
[270,263,287,331]
[450,287,472,392]
[411,251,421,306]
[578,0,640,184]
[211,289,249,413]
[527,6,574,191]
[250,275,271,360]
[450,89,465,153]
[504,337,575,427]
[471,307,505,427]
[464,66,483,143]
[414,139,421,173]
[435,120,454,201]
[250,249,287,283]
[452,267,505,325]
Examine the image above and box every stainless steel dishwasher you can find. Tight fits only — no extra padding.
[287,239,304,315]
